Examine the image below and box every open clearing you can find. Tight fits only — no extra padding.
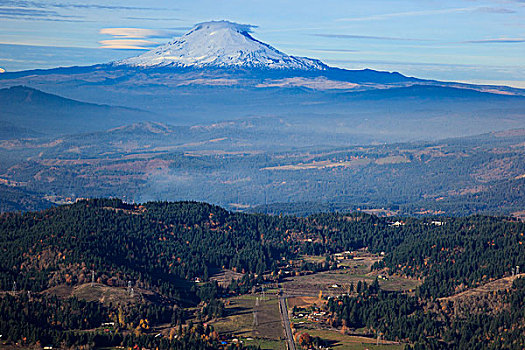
[287,296,324,309]
[261,156,409,171]
[209,268,244,287]
[261,159,369,171]
[439,273,525,303]
[306,329,405,350]
[283,255,421,296]
[44,283,144,305]
[210,294,285,350]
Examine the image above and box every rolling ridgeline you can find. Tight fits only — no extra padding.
[0,199,524,349]
[0,113,523,216]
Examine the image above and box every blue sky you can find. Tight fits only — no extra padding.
[1,0,524,87]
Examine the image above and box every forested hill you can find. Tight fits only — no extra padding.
[0,199,524,349]
[1,199,524,298]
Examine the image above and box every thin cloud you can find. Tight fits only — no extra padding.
[475,7,516,13]
[0,15,86,21]
[0,0,169,11]
[51,4,169,11]
[98,39,159,50]
[0,7,77,17]
[337,7,488,22]
[0,0,41,5]
[165,27,193,31]
[55,4,169,11]
[100,28,176,39]
[464,38,525,43]
[309,48,359,53]
[323,58,524,70]
[125,17,183,21]
[312,33,430,42]
[0,7,86,21]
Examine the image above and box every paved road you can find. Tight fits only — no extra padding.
[279,296,296,350]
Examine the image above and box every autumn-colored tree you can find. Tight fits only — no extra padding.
[118,307,125,328]
[297,332,312,347]
[341,321,348,334]
[169,328,177,341]
[139,318,150,330]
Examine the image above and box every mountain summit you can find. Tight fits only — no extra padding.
[117,21,327,70]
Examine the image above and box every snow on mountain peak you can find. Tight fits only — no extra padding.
[117,21,327,70]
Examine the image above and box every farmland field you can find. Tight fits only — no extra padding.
[209,294,285,350]
[306,329,405,350]
[282,254,421,297]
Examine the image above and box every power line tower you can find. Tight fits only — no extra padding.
[253,295,259,334]
[127,280,135,297]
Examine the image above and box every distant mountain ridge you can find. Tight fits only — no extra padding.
[0,85,153,136]
[1,84,524,142]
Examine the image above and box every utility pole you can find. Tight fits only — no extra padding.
[91,270,95,287]
[12,281,16,293]
[127,280,135,297]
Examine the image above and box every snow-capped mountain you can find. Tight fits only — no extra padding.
[117,21,327,70]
